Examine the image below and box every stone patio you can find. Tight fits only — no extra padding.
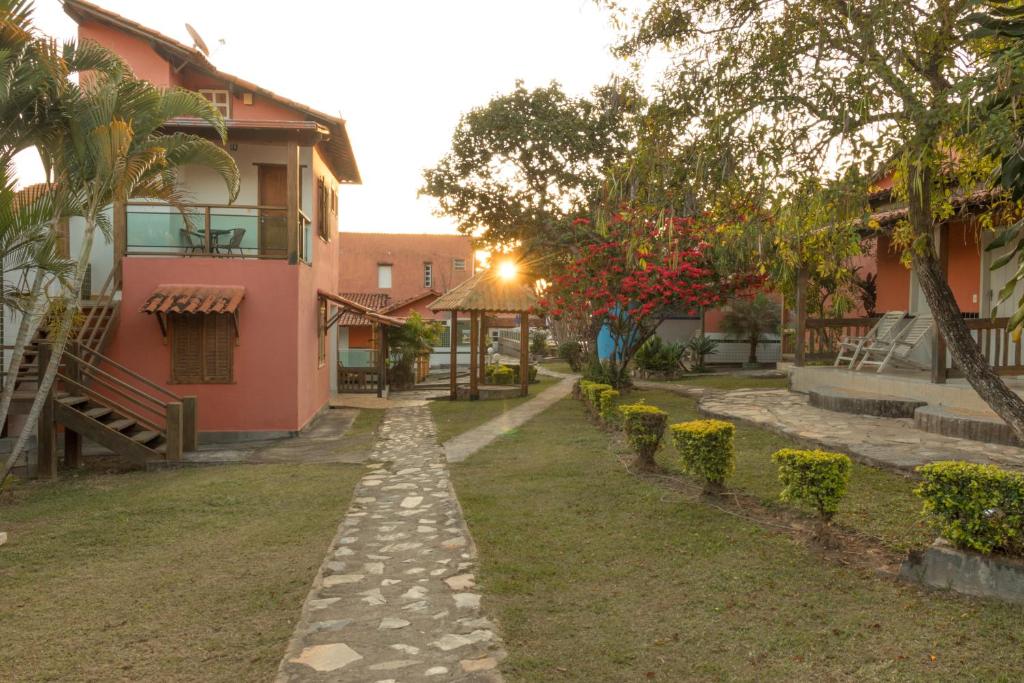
[276,402,504,682]
[699,389,1024,472]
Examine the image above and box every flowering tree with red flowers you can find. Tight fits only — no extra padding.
[538,209,759,387]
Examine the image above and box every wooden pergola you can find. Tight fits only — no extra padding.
[318,290,403,398]
[429,268,538,400]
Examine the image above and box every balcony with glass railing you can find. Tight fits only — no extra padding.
[125,202,312,261]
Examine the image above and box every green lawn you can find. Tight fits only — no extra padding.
[430,374,560,443]
[451,397,1023,682]
[0,462,362,682]
[632,388,931,551]
[539,359,576,375]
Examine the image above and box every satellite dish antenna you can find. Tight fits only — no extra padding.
[185,23,210,56]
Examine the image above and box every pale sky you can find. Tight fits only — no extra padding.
[16,0,631,234]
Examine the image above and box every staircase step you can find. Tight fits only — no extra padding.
[84,406,112,420]
[58,395,89,408]
[130,430,160,445]
[107,418,136,432]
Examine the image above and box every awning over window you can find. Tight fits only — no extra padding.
[141,285,246,315]
[318,290,402,328]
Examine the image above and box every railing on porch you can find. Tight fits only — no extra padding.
[125,202,292,259]
[784,317,880,360]
[946,317,1024,378]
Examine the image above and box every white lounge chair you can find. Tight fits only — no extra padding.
[833,311,908,369]
[856,313,935,373]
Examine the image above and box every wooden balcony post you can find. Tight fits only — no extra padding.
[478,313,487,385]
[520,312,529,397]
[112,200,127,286]
[63,342,82,469]
[449,311,458,400]
[35,342,57,478]
[469,311,479,400]
[181,395,198,452]
[286,142,300,265]
[164,401,183,461]
[203,206,212,255]
[794,266,808,367]
[931,223,950,384]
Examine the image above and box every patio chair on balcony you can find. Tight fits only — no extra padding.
[179,229,204,255]
[833,310,908,369]
[221,228,246,256]
[856,313,935,373]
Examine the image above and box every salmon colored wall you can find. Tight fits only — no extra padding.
[347,326,374,348]
[874,234,911,313]
[179,69,304,122]
[703,291,781,334]
[79,21,173,86]
[109,258,300,434]
[337,233,475,302]
[947,220,980,314]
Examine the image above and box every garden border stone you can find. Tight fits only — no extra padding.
[900,538,1024,604]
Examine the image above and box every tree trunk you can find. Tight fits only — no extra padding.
[1,219,96,484]
[748,335,759,364]
[907,165,1024,444]
[0,271,47,433]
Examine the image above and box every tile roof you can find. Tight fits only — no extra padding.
[140,285,245,315]
[335,292,390,326]
[429,270,537,313]
[320,291,402,327]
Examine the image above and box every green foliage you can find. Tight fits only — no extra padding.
[721,294,781,364]
[490,365,514,385]
[583,355,621,387]
[684,334,718,371]
[670,419,735,492]
[915,461,1024,555]
[597,388,620,427]
[388,312,443,389]
[557,341,583,372]
[771,449,852,521]
[579,380,613,411]
[530,330,548,356]
[421,80,645,254]
[619,403,668,468]
[633,335,684,375]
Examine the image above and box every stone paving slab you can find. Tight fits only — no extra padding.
[699,389,1024,472]
[276,404,504,682]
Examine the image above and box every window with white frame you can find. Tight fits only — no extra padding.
[424,262,433,288]
[378,264,392,289]
[453,258,466,271]
[199,89,231,118]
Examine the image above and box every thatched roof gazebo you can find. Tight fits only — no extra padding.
[429,266,538,400]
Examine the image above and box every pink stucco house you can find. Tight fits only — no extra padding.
[61,0,379,441]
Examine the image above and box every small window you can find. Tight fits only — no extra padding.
[453,258,466,272]
[198,89,231,119]
[170,313,235,384]
[378,264,392,289]
[317,177,330,241]
[424,262,433,288]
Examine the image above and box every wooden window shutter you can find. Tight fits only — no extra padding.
[202,314,234,383]
[171,314,203,383]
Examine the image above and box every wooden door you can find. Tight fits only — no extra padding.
[258,164,288,257]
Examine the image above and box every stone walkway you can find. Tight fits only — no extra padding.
[700,389,1024,472]
[442,377,576,463]
[276,403,504,682]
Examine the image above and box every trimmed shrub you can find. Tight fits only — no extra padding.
[915,461,1024,555]
[491,365,514,385]
[771,448,852,521]
[558,341,583,372]
[583,382,612,408]
[670,419,736,493]
[619,403,668,469]
[597,388,620,427]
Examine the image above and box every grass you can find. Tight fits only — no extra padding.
[430,374,560,443]
[647,373,791,391]
[451,397,1024,682]
[0,462,363,682]
[539,359,576,375]
[634,388,931,551]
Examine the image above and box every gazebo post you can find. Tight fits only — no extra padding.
[519,311,529,397]
[449,310,458,400]
[469,310,479,400]
[478,312,488,386]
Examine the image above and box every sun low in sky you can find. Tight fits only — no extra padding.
[16,0,629,235]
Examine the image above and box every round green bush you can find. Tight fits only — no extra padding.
[619,403,668,469]
[771,448,851,521]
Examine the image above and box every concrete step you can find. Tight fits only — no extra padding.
[808,386,925,418]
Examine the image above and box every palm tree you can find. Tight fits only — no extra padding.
[1,70,240,482]
[0,0,124,457]
[721,293,781,365]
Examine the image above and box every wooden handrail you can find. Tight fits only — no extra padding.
[126,202,287,211]
[57,374,163,433]
[76,360,168,412]
[72,346,182,402]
